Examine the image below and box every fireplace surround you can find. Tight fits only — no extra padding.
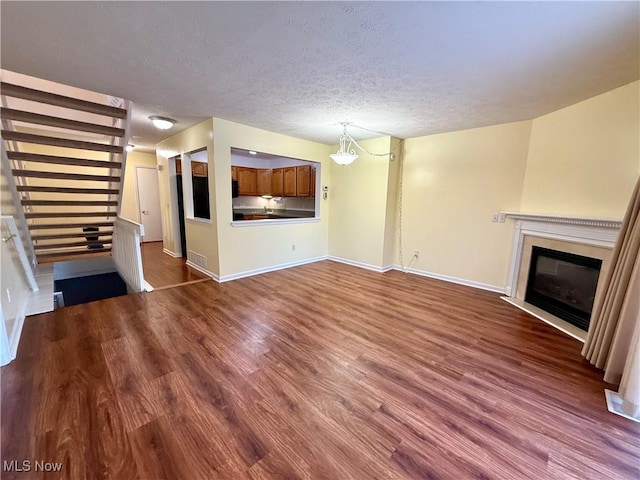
[502,212,621,341]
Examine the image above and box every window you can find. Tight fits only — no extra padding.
[230,148,320,223]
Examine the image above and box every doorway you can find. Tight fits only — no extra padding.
[135,166,162,242]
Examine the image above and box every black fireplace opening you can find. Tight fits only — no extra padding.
[525,246,602,331]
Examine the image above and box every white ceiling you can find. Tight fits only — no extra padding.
[1,2,638,152]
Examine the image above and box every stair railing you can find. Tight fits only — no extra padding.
[0,142,37,270]
[111,216,146,292]
[107,97,132,218]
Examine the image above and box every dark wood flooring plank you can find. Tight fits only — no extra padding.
[2,261,639,479]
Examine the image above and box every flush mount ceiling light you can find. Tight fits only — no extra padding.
[149,116,176,130]
[329,123,394,166]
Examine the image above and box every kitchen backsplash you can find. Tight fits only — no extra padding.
[232,196,316,211]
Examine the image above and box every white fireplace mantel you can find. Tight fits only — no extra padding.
[501,211,622,341]
[502,211,622,297]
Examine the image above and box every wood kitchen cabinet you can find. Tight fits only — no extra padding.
[271,168,284,196]
[237,167,257,196]
[191,162,208,177]
[296,165,311,197]
[283,167,297,197]
[256,169,272,196]
[310,166,316,197]
[231,166,238,181]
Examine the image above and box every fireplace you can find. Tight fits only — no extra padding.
[502,212,620,341]
[525,247,602,331]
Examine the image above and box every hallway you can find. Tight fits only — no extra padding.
[140,242,208,289]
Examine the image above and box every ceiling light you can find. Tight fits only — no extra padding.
[330,123,393,165]
[126,144,135,152]
[249,151,257,155]
[149,116,176,130]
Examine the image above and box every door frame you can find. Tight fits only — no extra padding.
[135,166,162,242]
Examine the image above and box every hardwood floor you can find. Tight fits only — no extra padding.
[2,261,638,479]
[140,241,207,289]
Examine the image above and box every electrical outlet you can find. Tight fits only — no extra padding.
[492,214,499,222]
[413,250,419,258]
[498,213,506,223]
[291,244,296,251]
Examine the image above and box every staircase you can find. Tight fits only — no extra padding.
[1,73,131,263]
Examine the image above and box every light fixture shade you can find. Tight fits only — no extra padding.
[330,152,359,165]
[149,116,176,130]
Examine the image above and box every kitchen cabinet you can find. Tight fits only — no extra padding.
[231,166,238,181]
[283,167,297,197]
[310,166,316,197]
[257,169,272,196]
[271,168,284,196]
[237,167,257,196]
[296,165,311,197]
[191,162,208,177]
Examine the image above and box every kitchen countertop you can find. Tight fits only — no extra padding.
[233,208,315,219]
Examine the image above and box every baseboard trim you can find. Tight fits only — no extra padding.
[162,248,182,258]
[393,265,506,294]
[185,260,220,282]
[219,256,328,283]
[327,256,394,273]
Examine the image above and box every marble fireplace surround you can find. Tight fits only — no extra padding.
[501,212,622,342]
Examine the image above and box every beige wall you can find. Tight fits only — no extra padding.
[521,81,639,218]
[156,119,218,272]
[400,121,532,289]
[328,136,396,269]
[212,118,331,279]
[120,151,157,223]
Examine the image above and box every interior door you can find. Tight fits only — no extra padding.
[136,166,162,242]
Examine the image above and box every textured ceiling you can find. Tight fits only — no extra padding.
[1,2,638,152]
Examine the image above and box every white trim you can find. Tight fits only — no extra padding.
[394,265,506,293]
[186,217,212,225]
[231,217,320,227]
[501,296,586,342]
[327,256,394,273]
[605,390,640,423]
[185,260,220,282]
[163,248,181,258]
[219,255,328,282]
[501,211,622,229]
[504,214,619,297]
[143,280,154,292]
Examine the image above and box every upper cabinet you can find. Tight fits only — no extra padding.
[256,169,272,196]
[283,167,297,197]
[237,167,257,196]
[231,165,317,197]
[191,162,208,177]
[271,168,284,197]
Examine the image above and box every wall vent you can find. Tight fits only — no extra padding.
[187,250,207,270]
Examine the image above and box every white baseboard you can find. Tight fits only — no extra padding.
[327,256,394,273]
[605,389,640,423]
[162,248,182,258]
[185,260,220,282]
[393,265,506,294]
[219,255,328,283]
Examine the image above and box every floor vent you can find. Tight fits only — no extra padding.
[188,250,207,270]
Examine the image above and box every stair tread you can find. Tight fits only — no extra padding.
[12,170,120,182]
[37,248,112,259]
[32,231,114,240]
[26,211,118,219]
[2,131,123,154]
[1,82,127,119]
[17,186,120,195]
[29,222,114,230]
[35,239,113,249]
[22,200,118,207]
[1,108,125,137]
[8,151,122,169]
